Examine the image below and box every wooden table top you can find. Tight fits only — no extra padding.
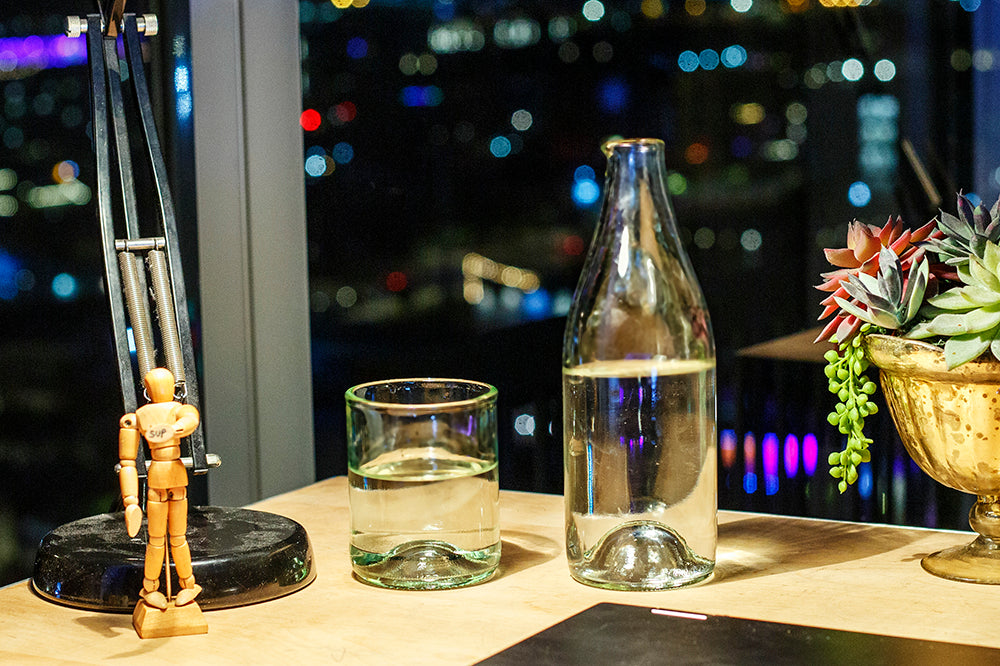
[2,476,998,664]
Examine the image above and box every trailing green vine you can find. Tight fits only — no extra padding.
[823,324,879,492]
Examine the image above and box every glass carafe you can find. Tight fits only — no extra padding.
[562,138,717,590]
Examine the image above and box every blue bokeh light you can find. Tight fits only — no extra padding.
[574,165,596,182]
[522,289,552,319]
[847,180,872,207]
[572,179,600,206]
[490,136,512,158]
[433,0,456,21]
[0,248,19,300]
[597,77,629,115]
[731,135,753,158]
[51,272,77,300]
[677,50,699,72]
[332,142,354,164]
[699,49,720,71]
[858,462,873,499]
[400,85,444,107]
[721,44,747,68]
[346,37,368,59]
[304,154,327,177]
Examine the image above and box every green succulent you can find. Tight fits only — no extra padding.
[823,326,878,493]
[833,246,929,331]
[907,240,1000,368]
[921,193,1000,270]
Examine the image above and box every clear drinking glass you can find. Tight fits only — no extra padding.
[345,378,501,589]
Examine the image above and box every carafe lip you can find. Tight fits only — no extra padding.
[602,137,665,156]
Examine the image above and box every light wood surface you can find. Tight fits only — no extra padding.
[2,476,999,664]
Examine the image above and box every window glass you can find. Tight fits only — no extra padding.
[299,0,996,525]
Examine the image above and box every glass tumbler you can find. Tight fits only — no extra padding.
[346,378,500,589]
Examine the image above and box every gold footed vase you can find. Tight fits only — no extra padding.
[865,334,1000,584]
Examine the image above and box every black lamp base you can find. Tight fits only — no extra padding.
[31,506,315,612]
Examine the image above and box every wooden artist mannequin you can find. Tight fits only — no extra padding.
[120,367,207,637]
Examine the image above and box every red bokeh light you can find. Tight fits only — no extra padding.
[300,108,321,131]
[335,101,357,123]
[684,142,709,165]
[386,271,408,292]
[562,234,585,256]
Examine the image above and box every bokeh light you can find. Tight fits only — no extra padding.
[336,286,358,308]
[731,0,753,12]
[678,50,699,72]
[386,271,408,292]
[731,135,753,158]
[52,160,79,183]
[333,101,357,123]
[562,234,585,255]
[952,49,973,71]
[574,165,596,182]
[597,78,629,114]
[572,179,600,206]
[732,102,765,125]
[582,0,605,22]
[667,172,688,195]
[514,414,536,436]
[783,434,800,478]
[693,227,715,249]
[699,49,720,71]
[721,45,747,68]
[346,37,368,59]
[785,102,807,124]
[842,58,864,82]
[490,135,512,158]
[740,228,762,251]
[686,0,707,16]
[400,85,444,107]
[51,272,77,300]
[511,109,533,131]
[684,142,709,165]
[304,154,327,177]
[300,108,321,131]
[640,0,665,19]
[873,59,896,82]
[848,181,872,207]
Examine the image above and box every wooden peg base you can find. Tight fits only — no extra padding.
[132,599,208,639]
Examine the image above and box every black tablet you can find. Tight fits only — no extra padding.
[478,602,998,665]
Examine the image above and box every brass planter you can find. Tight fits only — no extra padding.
[865,333,1000,584]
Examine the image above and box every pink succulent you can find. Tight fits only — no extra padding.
[815,216,941,343]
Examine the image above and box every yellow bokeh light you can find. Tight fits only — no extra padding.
[462,252,540,294]
[731,102,765,125]
[464,278,484,305]
[640,0,664,19]
[352,0,370,7]
[685,0,707,16]
[331,0,352,8]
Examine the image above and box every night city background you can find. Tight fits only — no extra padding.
[1,0,999,586]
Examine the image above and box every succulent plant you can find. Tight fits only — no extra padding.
[920,193,1000,278]
[823,327,878,493]
[833,246,930,332]
[906,240,1000,368]
[815,217,939,344]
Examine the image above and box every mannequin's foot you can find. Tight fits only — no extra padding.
[140,588,168,610]
[174,583,202,607]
